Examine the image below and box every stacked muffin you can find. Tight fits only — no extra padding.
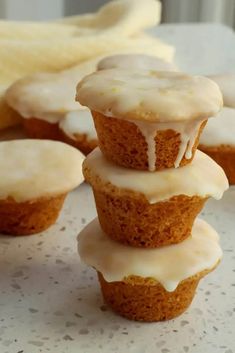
[76,66,228,321]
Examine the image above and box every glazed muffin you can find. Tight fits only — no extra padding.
[5,60,97,141]
[97,54,177,71]
[76,69,222,171]
[83,148,228,248]
[0,139,84,235]
[59,110,98,155]
[199,107,235,184]
[208,74,235,108]
[78,218,222,322]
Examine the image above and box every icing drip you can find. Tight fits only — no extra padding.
[78,218,222,292]
[132,121,157,171]
[132,119,205,171]
[174,119,203,168]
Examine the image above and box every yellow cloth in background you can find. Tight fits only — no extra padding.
[0,0,174,129]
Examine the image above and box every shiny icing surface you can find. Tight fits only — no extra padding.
[97,54,177,71]
[132,118,203,170]
[78,218,222,292]
[5,58,100,119]
[83,148,229,203]
[209,74,235,108]
[0,139,84,202]
[200,107,235,146]
[76,69,223,122]
[59,110,97,140]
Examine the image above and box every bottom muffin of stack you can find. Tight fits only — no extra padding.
[78,218,222,322]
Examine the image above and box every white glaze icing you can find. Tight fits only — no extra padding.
[5,57,100,119]
[0,140,84,202]
[59,110,97,140]
[132,118,204,170]
[83,148,229,203]
[200,107,235,147]
[76,69,223,122]
[209,74,235,108]
[78,218,222,292]
[97,54,177,71]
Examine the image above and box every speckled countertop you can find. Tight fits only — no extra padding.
[1,24,235,353]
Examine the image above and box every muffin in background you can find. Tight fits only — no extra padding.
[199,107,235,184]
[97,54,177,71]
[59,110,97,155]
[0,139,84,235]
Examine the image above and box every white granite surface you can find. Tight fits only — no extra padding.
[0,24,235,353]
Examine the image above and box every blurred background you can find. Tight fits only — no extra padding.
[0,0,235,28]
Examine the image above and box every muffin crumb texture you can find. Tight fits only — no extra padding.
[94,190,207,247]
[93,111,206,170]
[98,271,209,322]
[0,194,66,235]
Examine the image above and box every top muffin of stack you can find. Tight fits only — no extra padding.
[77,67,222,172]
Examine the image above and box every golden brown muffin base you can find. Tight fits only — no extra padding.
[23,118,62,140]
[0,99,22,130]
[98,269,213,322]
[0,194,66,235]
[92,111,207,171]
[60,130,98,155]
[83,163,207,247]
[23,117,97,155]
[199,144,235,185]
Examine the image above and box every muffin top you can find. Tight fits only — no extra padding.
[76,69,223,122]
[97,54,176,71]
[83,148,228,202]
[78,218,222,292]
[200,107,235,146]
[0,140,84,202]
[5,58,99,120]
[208,73,235,109]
